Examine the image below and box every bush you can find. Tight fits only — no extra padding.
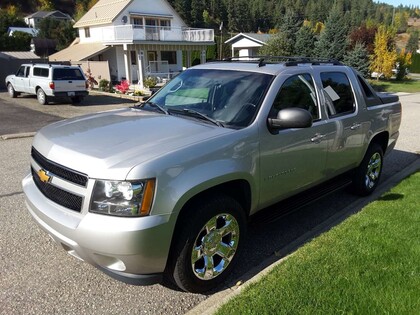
[115,80,130,94]
[99,79,110,91]
[144,77,157,88]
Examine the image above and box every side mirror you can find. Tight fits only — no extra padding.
[268,107,313,130]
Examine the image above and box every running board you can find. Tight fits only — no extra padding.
[250,173,353,226]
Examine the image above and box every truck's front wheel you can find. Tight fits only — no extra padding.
[352,143,383,196]
[7,83,17,98]
[167,195,246,293]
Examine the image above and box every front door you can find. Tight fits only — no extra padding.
[148,51,157,74]
[130,50,138,83]
[259,73,330,208]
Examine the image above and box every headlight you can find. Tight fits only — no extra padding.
[90,179,155,217]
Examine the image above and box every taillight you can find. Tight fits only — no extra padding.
[49,82,55,89]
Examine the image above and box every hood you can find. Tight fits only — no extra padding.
[32,108,233,179]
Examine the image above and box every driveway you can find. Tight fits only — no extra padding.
[0,92,418,315]
[0,91,137,137]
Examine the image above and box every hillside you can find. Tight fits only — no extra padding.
[1,0,76,16]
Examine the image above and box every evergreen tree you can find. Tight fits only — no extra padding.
[259,32,293,56]
[343,42,370,78]
[314,4,349,60]
[295,25,316,57]
[191,0,204,27]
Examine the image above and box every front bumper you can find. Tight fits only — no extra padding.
[22,173,174,285]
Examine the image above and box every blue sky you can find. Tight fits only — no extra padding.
[375,0,420,7]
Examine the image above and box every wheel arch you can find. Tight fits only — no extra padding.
[369,131,389,155]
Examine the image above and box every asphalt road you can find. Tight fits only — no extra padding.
[0,92,419,315]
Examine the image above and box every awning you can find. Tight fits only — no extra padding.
[49,43,110,61]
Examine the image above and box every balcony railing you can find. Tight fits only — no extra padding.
[100,25,214,43]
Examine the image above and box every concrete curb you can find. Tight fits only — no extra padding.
[1,132,36,140]
[186,156,420,315]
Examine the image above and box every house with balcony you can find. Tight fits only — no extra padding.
[48,0,214,88]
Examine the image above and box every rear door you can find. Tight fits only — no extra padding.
[53,67,87,94]
[318,71,365,175]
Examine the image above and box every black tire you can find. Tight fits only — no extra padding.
[166,194,246,293]
[351,143,383,196]
[71,96,83,105]
[37,88,48,105]
[7,83,17,98]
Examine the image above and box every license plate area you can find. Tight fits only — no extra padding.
[67,92,75,96]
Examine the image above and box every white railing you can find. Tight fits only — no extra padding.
[101,25,214,43]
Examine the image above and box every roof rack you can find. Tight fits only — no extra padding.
[221,56,343,67]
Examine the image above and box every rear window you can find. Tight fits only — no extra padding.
[53,68,85,80]
[33,67,49,77]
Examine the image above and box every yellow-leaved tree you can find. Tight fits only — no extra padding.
[370,25,397,80]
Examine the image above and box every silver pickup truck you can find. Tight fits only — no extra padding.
[22,58,401,293]
[5,63,88,105]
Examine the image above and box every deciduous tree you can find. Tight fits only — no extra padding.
[370,25,397,80]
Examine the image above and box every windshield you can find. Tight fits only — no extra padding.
[148,69,273,128]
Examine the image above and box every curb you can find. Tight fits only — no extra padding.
[186,156,420,315]
[1,132,36,140]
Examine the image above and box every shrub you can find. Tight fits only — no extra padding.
[99,79,110,91]
[144,77,157,88]
[115,80,130,94]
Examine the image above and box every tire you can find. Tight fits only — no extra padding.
[37,88,48,105]
[351,143,383,196]
[7,83,17,98]
[71,96,83,104]
[166,194,246,293]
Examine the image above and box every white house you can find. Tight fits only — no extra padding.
[24,11,73,29]
[49,0,214,87]
[225,33,272,57]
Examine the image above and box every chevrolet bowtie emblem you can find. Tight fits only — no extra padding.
[37,169,52,183]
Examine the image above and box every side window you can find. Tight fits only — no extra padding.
[25,67,30,77]
[33,67,49,77]
[16,66,26,77]
[321,72,355,117]
[270,73,319,120]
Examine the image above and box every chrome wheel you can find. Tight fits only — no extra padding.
[191,213,240,280]
[365,152,382,189]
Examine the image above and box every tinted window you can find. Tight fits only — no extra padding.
[270,73,319,120]
[16,66,26,77]
[53,68,84,80]
[33,67,49,77]
[321,72,355,117]
[150,69,273,128]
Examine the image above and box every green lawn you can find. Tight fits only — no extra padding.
[370,78,420,93]
[216,172,420,315]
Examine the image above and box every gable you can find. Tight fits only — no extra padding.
[74,0,186,28]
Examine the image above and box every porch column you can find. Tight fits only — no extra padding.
[231,46,234,57]
[123,44,131,83]
[186,50,191,68]
[138,50,144,89]
[200,49,206,64]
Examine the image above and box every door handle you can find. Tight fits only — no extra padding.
[311,133,326,143]
[350,123,361,130]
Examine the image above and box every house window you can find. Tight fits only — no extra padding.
[160,19,171,30]
[130,51,137,65]
[132,17,143,28]
[161,51,177,64]
[84,27,90,38]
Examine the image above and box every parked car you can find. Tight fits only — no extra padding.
[22,57,401,293]
[5,63,88,105]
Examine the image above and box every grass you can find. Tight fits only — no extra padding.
[216,172,420,315]
[370,78,420,93]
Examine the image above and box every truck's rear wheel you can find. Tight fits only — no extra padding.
[166,195,246,293]
[7,83,17,98]
[37,88,48,105]
[352,143,383,196]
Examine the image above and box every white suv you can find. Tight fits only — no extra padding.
[5,63,88,105]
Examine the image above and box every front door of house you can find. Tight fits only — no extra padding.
[148,51,157,74]
[130,50,138,83]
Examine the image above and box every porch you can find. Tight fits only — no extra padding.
[100,25,214,43]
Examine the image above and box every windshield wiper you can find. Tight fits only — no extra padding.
[169,108,224,127]
[135,101,169,115]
